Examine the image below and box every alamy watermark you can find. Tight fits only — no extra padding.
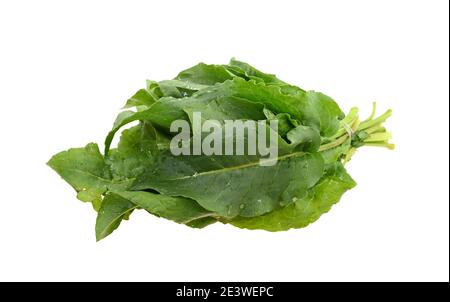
[169,112,279,166]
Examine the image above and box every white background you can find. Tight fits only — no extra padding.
[0,0,448,282]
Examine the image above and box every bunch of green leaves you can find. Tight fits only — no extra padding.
[48,59,394,241]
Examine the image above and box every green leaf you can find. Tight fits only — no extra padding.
[47,143,129,209]
[217,77,305,120]
[95,192,138,241]
[95,190,215,241]
[185,217,217,228]
[263,108,299,137]
[113,110,136,128]
[286,125,321,152]
[320,140,352,164]
[103,97,180,155]
[123,89,156,108]
[302,91,344,137]
[49,58,393,240]
[108,123,161,181]
[190,77,342,137]
[176,62,235,86]
[146,80,164,99]
[227,59,307,96]
[158,81,184,98]
[112,191,215,225]
[184,96,266,122]
[161,79,210,91]
[230,162,356,231]
[104,77,344,154]
[132,151,324,218]
[228,58,286,85]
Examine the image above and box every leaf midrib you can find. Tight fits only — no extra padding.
[97,205,138,240]
[173,150,307,180]
[65,168,133,185]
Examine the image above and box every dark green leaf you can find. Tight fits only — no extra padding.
[228,58,286,85]
[49,59,393,240]
[112,191,215,225]
[176,63,235,86]
[132,151,324,218]
[95,192,137,241]
[124,89,156,108]
[263,108,299,137]
[47,143,130,210]
[230,162,356,231]
[286,125,321,152]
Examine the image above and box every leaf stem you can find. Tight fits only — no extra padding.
[362,102,377,122]
[365,132,392,142]
[319,134,349,151]
[359,109,392,131]
[364,142,395,149]
[331,107,359,139]
[319,104,394,156]
[365,125,386,134]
